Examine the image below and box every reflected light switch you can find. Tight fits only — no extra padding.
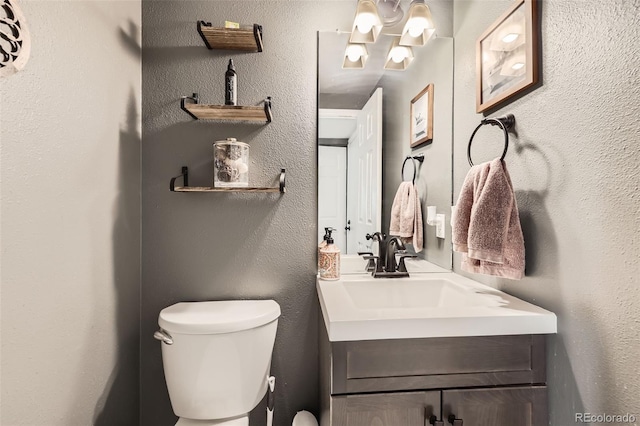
[436,214,446,239]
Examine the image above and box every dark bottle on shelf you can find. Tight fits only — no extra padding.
[225,59,237,105]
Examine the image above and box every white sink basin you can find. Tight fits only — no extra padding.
[343,278,503,309]
[317,272,557,341]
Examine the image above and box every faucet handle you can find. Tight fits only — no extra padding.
[359,252,374,271]
[397,254,417,273]
[363,255,384,273]
[366,232,386,241]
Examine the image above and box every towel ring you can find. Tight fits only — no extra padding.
[401,154,424,184]
[467,114,516,166]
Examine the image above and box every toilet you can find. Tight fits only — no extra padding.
[154,300,281,426]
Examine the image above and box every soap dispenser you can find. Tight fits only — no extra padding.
[318,227,331,272]
[319,228,340,281]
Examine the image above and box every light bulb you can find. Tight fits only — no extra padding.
[346,45,363,62]
[391,47,407,63]
[356,13,376,34]
[511,62,525,70]
[502,33,519,43]
[406,16,428,37]
[408,26,424,37]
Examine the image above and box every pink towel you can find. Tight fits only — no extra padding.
[451,158,524,280]
[389,182,423,252]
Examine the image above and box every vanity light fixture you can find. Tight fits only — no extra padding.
[384,37,414,70]
[502,33,520,43]
[490,19,525,52]
[349,0,383,44]
[377,0,404,27]
[500,48,527,76]
[343,43,369,69]
[399,0,435,47]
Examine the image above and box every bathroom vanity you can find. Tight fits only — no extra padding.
[317,271,556,426]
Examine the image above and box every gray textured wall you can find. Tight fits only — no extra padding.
[380,37,453,269]
[141,2,353,425]
[453,0,640,424]
[0,1,141,425]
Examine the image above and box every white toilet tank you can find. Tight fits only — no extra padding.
[157,300,280,421]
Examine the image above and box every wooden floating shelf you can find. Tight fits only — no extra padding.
[181,94,272,123]
[170,167,286,194]
[185,104,269,122]
[173,186,281,193]
[197,21,263,52]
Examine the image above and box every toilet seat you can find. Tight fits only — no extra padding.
[176,414,249,426]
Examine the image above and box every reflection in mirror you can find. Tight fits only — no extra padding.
[318,17,453,270]
[318,88,382,255]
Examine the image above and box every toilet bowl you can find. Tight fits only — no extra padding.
[155,300,281,426]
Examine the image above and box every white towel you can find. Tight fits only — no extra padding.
[389,182,423,252]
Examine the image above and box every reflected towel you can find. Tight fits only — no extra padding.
[389,181,423,252]
[451,158,524,280]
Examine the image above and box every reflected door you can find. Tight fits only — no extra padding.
[318,146,347,252]
[347,88,382,254]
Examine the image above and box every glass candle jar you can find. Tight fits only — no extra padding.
[213,138,249,187]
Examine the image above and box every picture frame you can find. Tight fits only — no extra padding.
[410,83,434,148]
[476,0,539,113]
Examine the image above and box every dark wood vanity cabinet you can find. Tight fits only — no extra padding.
[441,386,547,426]
[331,391,441,426]
[319,325,549,426]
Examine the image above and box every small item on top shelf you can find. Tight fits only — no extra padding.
[224,21,240,29]
[213,138,249,188]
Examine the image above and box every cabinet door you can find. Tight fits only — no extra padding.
[332,391,440,426]
[442,386,547,426]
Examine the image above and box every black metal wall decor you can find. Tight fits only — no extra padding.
[0,0,30,78]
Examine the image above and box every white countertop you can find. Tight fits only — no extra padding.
[317,269,557,342]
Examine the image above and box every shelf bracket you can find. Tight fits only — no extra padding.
[197,21,214,49]
[180,93,200,120]
[264,97,273,123]
[170,167,189,191]
[279,168,286,193]
[253,24,264,52]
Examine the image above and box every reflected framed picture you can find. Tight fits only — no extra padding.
[476,0,539,113]
[410,83,434,148]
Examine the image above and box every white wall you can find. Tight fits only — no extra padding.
[453,0,640,424]
[1,2,141,424]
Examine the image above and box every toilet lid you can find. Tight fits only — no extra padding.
[158,300,281,334]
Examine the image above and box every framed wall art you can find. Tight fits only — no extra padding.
[410,83,433,148]
[476,0,539,113]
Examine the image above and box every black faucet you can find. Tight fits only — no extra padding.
[385,236,406,273]
[362,233,413,278]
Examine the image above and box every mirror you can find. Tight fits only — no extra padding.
[317,18,454,270]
